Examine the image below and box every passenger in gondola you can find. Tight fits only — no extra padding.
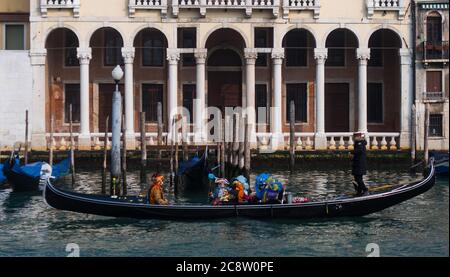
[210,177,232,205]
[253,173,284,204]
[352,132,369,196]
[231,175,249,204]
[148,173,169,205]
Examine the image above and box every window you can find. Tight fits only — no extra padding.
[142,84,163,123]
[178,28,196,67]
[64,84,80,123]
[255,28,273,67]
[286,84,307,123]
[104,29,123,66]
[256,84,268,124]
[142,30,165,67]
[367,83,383,123]
[427,14,442,43]
[65,31,79,67]
[426,71,443,99]
[429,114,443,137]
[368,31,383,67]
[182,84,196,123]
[326,30,346,67]
[284,30,308,67]
[5,24,25,50]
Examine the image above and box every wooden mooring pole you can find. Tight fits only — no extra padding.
[24,110,29,165]
[410,104,417,165]
[69,105,76,187]
[121,114,127,196]
[424,103,430,166]
[49,114,54,166]
[140,112,147,185]
[101,117,109,194]
[221,118,226,178]
[157,102,163,160]
[289,101,295,173]
[244,116,251,181]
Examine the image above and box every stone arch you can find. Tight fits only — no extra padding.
[43,24,81,49]
[323,27,360,48]
[202,25,249,49]
[130,24,170,49]
[365,25,404,49]
[86,25,126,48]
[281,25,318,48]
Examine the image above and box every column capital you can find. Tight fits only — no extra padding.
[244,48,258,63]
[356,48,371,61]
[271,48,285,60]
[77,47,92,64]
[121,47,135,64]
[29,49,47,65]
[167,48,180,65]
[399,48,412,65]
[194,48,208,64]
[314,48,328,63]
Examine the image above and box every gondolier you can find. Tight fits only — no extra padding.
[352,132,369,196]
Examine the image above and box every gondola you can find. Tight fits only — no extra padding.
[175,152,210,192]
[3,156,71,192]
[431,151,448,175]
[43,159,436,220]
[0,164,6,185]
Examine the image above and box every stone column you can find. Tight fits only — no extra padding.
[29,49,47,150]
[356,48,371,134]
[271,48,284,149]
[167,48,180,136]
[77,47,92,150]
[314,48,328,150]
[122,47,136,149]
[244,48,258,145]
[194,48,207,143]
[399,48,413,149]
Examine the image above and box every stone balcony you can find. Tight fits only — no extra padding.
[128,0,168,17]
[40,0,81,18]
[282,0,320,19]
[172,0,280,18]
[366,0,406,20]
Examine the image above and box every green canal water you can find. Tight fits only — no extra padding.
[0,165,448,257]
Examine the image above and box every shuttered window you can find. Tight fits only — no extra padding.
[5,24,25,50]
[286,84,307,123]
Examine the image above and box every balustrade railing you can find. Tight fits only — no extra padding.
[366,0,405,20]
[172,0,279,17]
[282,0,320,19]
[128,0,168,17]
[40,0,80,17]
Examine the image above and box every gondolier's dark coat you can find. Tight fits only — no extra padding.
[352,140,367,176]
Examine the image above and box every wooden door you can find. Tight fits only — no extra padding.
[325,83,350,132]
[208,71,242,114]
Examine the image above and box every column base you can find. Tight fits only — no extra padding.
[314,133,327,150]
[78,134,92,151]
[30,133,47,151]
[269,132,285,152]
[399,131,411,150]
[126,133,137,150]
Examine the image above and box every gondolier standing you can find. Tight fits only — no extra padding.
[352,132,369,196]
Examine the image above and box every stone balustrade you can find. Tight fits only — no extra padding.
[128,0,168,17]
[40,0,80,17]
[366,0,405,20]
[173,0,280,17]
[282,0,320,19]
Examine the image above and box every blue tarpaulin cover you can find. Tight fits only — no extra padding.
[0,164,6,184]
[9,157,70,179]
[178,156,201,175]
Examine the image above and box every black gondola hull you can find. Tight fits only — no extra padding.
[44,163,435,220]
[5,170,40,192]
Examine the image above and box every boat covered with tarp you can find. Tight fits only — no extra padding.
[430,151,448,175]
[44,159,436,220]
[175,152,210,193]
[3,155,71,192]
[0,164,6,185]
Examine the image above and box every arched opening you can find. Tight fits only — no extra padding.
[368,29,402,132]
[325,28,359,132]
[426,12,444,60]
[281,29,317,132]
[205,28,246,114]
[45,28,80,133]
[133,28,168,129]
[89,27,124,132]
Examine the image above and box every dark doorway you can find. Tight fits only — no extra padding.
[99,83,124,132]
[208,71,242,114]
[325,83,350,132]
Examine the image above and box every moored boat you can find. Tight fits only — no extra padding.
[43,159,436,220]
[3,156,71,192]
